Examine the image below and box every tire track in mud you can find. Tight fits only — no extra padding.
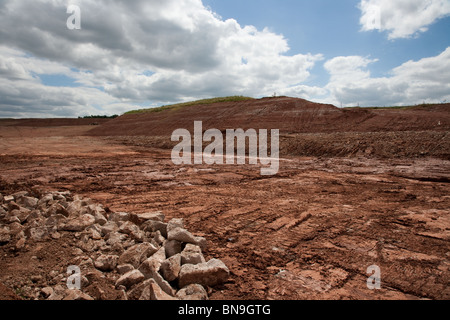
[1,138,449,299]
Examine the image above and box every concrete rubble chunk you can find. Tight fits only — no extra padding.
[150,268,176,296]
[100,221,118,236]
[164,239,182,258]
[45,203,69,217]
[87,204,107,226]
[66,200,85,217]
[115,270,145,290]
[195,236,208,250]
[10,207,31,223]
[167,218,184,232]
[119,221,140,235]
[94,254,119,272]
[130,211,165,225]
[37,193,53,208]
[176,284,209,300]
[153,230,165,245]
[118,242,158,268]
[160,254,182,282]
[178,259,230,288]
[8,202,20,212]
[24,226,49,241]
[117,264,135,275]
[63,214,96,232]
[138,247,166,278]
[108,212,130,223]
[63,289,94,301]
[142,220,168,238]
[0,226,11,243]
[3,195,14,203]
[7,222,23,236]
[41,287,54,299]
[45,214,68,230]
[167,227,197,244]
[148,279,178,301]
[181,244,206,265]
[105,231,127,246]
[126,279,152,300]
[16,196,38,210]
[12,191,28,199]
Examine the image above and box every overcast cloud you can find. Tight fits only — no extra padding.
[0,0,449,117]
[360,0,450,39]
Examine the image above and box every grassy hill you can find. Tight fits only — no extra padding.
[125,96,254,115]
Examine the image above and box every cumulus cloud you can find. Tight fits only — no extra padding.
[359,0,450,39]
[324,47,450,106]
[0,0,322,117]
[0,45,139,118]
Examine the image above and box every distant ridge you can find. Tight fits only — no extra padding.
[87,96,449,136]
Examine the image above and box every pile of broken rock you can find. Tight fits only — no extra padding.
[0,190,229,300]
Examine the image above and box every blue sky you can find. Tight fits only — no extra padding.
[0,0,449,117]
[204,0,450,83]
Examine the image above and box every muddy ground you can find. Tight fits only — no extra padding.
[0,123,449,300]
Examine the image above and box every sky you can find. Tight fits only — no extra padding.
[0,0,449,118]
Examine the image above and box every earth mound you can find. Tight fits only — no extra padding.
[87,97,449,136]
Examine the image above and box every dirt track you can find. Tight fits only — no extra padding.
[0,120,449,300]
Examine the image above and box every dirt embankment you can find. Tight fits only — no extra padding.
[84,97,450,160]
[87,97,449,136]
[0,97,449,301]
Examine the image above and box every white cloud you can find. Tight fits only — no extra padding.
[360,0,450,39]
[1,0,448,118]
[0,46,139,118]
[324,47,450,107]
[0,0,322,117]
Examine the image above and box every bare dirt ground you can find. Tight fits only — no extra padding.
[0,119,448,301]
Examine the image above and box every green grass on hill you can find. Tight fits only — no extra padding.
[125,96,254,115]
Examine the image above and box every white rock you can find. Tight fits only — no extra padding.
[167,218,184,232]
[108,212,130,222]
[115,270,145,289]
[16,196,38,210]
[181,244,206,265]
[63,214,96,232]
[142,220,168,238]
[130,211,165,225]
[167,227,197,244]
[3,195,14,203]
[164,239,182,258]
[86,204,107,226]
[147,279,178,301]
[66,200,85,217]
[118,242,158,268]
[138,247,166,278]
[119,221,140,235]
[176,284,209,300]
[100,221,118,236]
[116,264,135,275]
[160,254,181,282]
[63,289,94,300]
[0,226,11,243]
[178,259,230,288]
[94,254,119,272]
[24,226,49,241]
